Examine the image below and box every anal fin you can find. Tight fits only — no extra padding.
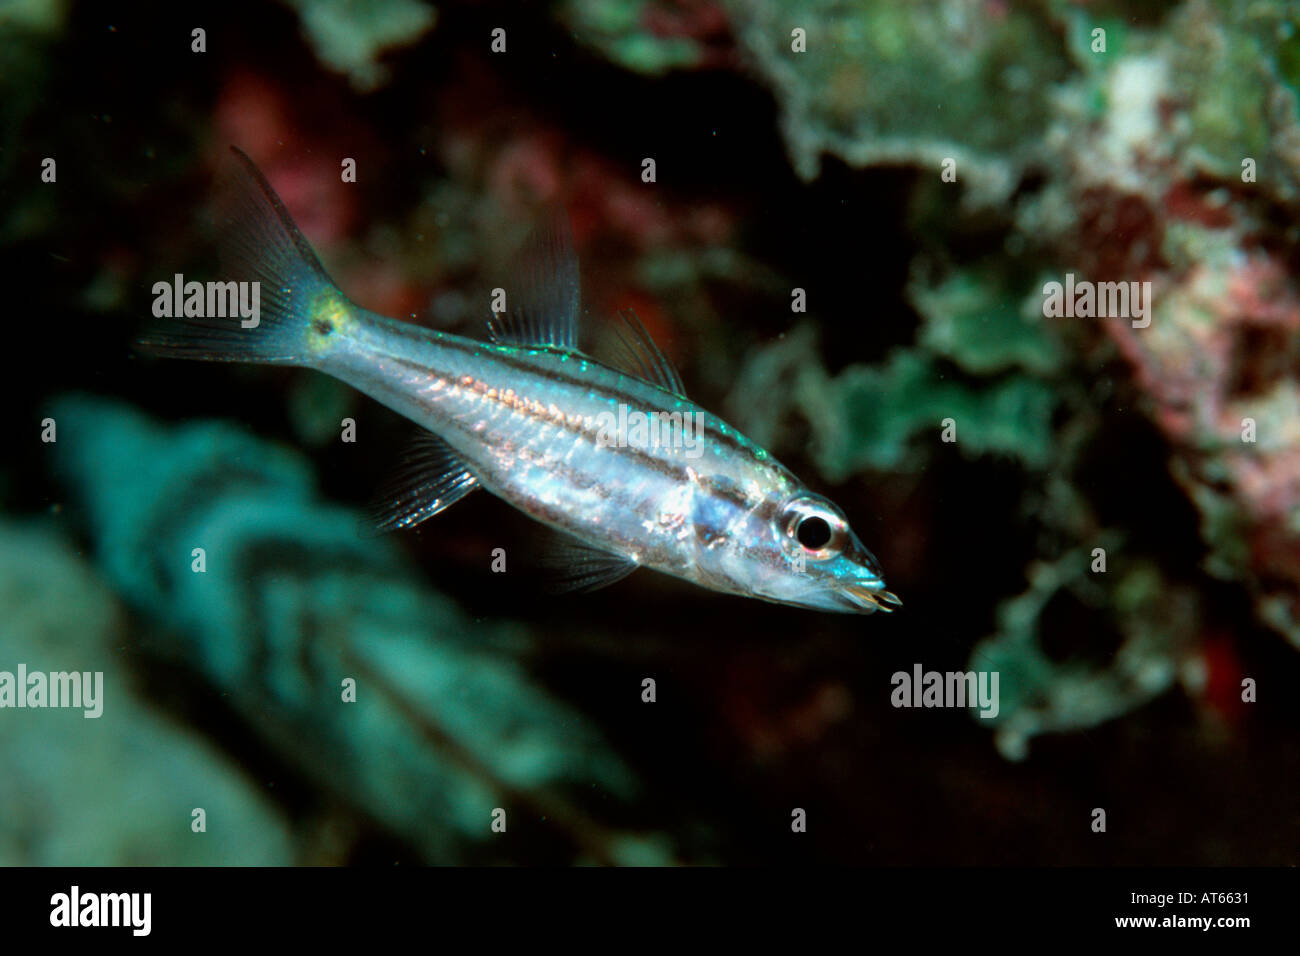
[367,432,479,533]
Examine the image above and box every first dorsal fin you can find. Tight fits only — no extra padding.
[486,208,580,351]
[481,208,687,399]
[609,308,687,398]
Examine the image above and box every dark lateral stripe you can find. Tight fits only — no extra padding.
[499,438,762,555]
[368,315,764,464]
[380,350,763,512]
[433,425,721,559]
[387,362,761,516]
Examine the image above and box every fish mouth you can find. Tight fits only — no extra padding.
[842,583,904,614]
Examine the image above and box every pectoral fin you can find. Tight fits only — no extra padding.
[366,432,479,533]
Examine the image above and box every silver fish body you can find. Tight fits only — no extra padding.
[325,313,792,597]
[140,148,900,614]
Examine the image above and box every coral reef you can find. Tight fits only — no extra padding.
[283,0,437,91]
[969,549,1203,761]
[4,0,1299,864]
[561,0,734,75]
[1034,1,1300,652]
[709,0,1300,752]
[724,323,1059,478]
[725,0,1070,206]
[48,395,669,864]
[0,522,293,864]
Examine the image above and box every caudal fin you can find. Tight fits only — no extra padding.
[136,146,344,365]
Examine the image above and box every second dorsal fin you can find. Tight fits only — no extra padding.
[486,208,580,351]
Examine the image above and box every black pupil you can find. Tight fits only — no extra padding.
[797,515,832,550]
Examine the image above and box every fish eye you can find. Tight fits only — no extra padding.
[796,516,832,550]
[781,496,848,559]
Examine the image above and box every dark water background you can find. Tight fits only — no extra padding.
[1,0,1297,865]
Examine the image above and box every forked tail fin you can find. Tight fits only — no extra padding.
[137,146,345,365]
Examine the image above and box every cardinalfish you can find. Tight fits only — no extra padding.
[139,148,901,614]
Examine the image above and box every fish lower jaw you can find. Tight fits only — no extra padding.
[842,583,903,613]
